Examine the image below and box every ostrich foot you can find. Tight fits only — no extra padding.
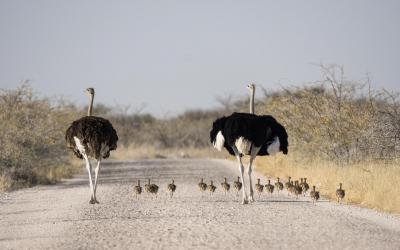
[249,194,255,202]
[241,196,249,205]
[89,198,100,204]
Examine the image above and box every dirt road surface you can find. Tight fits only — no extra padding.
[1,159,400,250]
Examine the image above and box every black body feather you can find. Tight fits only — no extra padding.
[65,116,118,159]
[210,112,288,156]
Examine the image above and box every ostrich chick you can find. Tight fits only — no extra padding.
[265,179,275,197]
[208,180,216,195]
[221,177,230,195]
[336,183,345,204]
[275,177,284,193]
[310,186,320,205]
[134,180,142,199]
[167,179,177,198]
[294,181,303,199]
[255,178,264,197]
[300,178,310,196]
[233,176,242,197]
[145,179,159,198]
[198,178,207,193]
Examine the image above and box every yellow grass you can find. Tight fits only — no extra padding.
[111,144,223,160]
[255,153,400,214]
[0,159,81,192]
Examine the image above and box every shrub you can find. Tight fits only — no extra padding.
[0,84,78,190]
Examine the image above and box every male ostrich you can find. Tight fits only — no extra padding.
[210,84,288,204]
[65,88,118,204]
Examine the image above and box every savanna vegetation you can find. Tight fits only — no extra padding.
[1,64,399,213]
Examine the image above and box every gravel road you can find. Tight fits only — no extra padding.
[1,159,400,250]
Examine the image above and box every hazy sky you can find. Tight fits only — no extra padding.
[1,0,399,115]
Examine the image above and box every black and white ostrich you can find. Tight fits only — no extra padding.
[210,84,288,204]
[65,88,118,204]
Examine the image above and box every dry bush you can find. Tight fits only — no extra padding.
[259,64,400,164]
[105,109,224,149]
[253,65,400,214]
[0,85,79,190]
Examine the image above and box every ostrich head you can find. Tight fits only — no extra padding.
[246,83,255,92]
[85,87,95,96]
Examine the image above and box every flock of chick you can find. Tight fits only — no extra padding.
[133,177,346,204]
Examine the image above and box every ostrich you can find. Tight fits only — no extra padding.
[134,180,142,199]
[210,85,288,204]
[221,177,230,195]
[265,179,275,197]
[233,176,242,197]
[275,177,284,193]
[336,183,345,203]
[65,88,118,204]
[255,178,264,197]
[198,178,207,195]
[167,179,177,198]
[285,176,292,190]
[208,181,216,195]
[300,178,310,196]
[294,181,302,199]
[310,186,320,205]
[145,178,159,197]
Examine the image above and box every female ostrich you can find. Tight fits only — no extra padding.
[210,85,288,204]
[65,88,118,204]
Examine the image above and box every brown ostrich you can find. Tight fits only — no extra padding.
[65,88,118,204]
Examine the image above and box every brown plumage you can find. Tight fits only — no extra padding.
[275,177,284,193]
[265,179,275,196]
[133,180,142,199]
[300,178,310,196]
[294,181,302,199]
[233,176,242,196]
[336,183,345,203]
[198,178,207,192]
[65,88,118,204]
[145,179,159,197]
[221,177,230,195]
[288,180,295,195]
[285,177,293,196]
[65,116,118,160]
[167,179,177,198]
[255,178,264,197]
[310,185,320,205]
[208,180,216,195]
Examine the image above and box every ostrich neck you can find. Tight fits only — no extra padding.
[87,94,94,116]
[249,88,255,114]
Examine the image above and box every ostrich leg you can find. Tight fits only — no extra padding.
[232,146,248,204]
[248,146,261,202]
[93,159,101,204]
[83,155,95,204]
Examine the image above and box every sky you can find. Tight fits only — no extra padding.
[0,0,399,115]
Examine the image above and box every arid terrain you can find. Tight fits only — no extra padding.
[1,159,400,250]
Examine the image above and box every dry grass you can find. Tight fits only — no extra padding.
[111,144,224,160]
[255,153,400,214]
[0,159,80,192]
